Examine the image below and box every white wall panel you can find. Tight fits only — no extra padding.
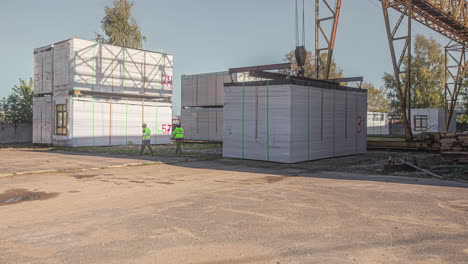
[70,98,171,147]
[34,47,54,95]
[181,108,223,141]
[53,41,70,88]
[334,92,346,156]
[181,72,262,107]
[32,96,53,144]
[34,51,43,94]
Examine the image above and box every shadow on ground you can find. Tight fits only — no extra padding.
[3,145,467,189]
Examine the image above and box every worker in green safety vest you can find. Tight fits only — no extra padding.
[140,123,154,156]
[172,124,185,154]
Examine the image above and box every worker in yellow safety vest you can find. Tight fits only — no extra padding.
[172,124,185,154]
[140,123,154,156]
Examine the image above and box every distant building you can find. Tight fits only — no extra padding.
[410,108,456,134]
[367,112,389,136]
[368,108,458,136]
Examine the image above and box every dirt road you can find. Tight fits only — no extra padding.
[0,151,467,263]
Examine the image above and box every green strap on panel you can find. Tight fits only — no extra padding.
[92,99,95,146]
[308,87,310,160]
[241,75,246,159]
[154,102,158,144]
[208,110,210,140]
[72,98,74,139]
[125,99,128,144]
[123,48,128,145]
[91,44,97,145]
[266,80,270,161]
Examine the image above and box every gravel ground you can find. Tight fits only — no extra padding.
[0,152,467,263]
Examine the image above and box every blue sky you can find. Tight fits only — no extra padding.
[1,0,448,115]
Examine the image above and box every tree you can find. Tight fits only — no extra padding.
[363,82,390,112]
[283,50,344,79]
[458,85,468,123]
[0,78,34,123]
[96,0,146,49]
[457,114,468,123]
[384,34,445,109]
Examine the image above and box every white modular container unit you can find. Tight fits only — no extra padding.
[180,71,266,141]
[411,108,456,135]
[34,38,174,97]
[181,72,267,107]
[223,80,367,163]
[367,112,389,136]
[181,108,223,141]
[33,38,173,146]
[44,94,172,147]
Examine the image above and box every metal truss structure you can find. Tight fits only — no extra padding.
[381,0,414,140]
[445,41,468,131]
[315,0,342,80]
[387,0,468,45]
[380,0,468,138]
[314,0,468,139]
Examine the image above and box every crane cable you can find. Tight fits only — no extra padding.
[302,0,305,46]
[295,0,299,46]
[295,0,307,76]
[295,0,306,46]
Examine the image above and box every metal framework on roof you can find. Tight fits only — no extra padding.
[315,0,468,139]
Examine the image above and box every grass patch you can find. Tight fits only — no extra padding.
[52,146,141,156]
[0,143,49,149]
[367,137,405,142]
[49,143,221,160]
[448,165,468,178]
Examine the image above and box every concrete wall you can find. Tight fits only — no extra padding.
[457,123,468,132]
[0,123,32,144]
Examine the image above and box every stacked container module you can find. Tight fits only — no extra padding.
[180,72,228,141]
[180,72,264,141]
[223,79,368,163]
[33,38,173,146]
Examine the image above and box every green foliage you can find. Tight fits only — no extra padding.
[283,50,344,79]
[363,82,390,112]
[96,0,146,49]
[457,114,468,123]
[0,78,34,123]
[384,34,445,110]
[461,84,468,114]
[51,143,221,160]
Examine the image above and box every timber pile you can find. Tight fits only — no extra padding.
[440,132,468,163]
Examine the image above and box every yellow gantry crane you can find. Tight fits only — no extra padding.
[314,0,468,140]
